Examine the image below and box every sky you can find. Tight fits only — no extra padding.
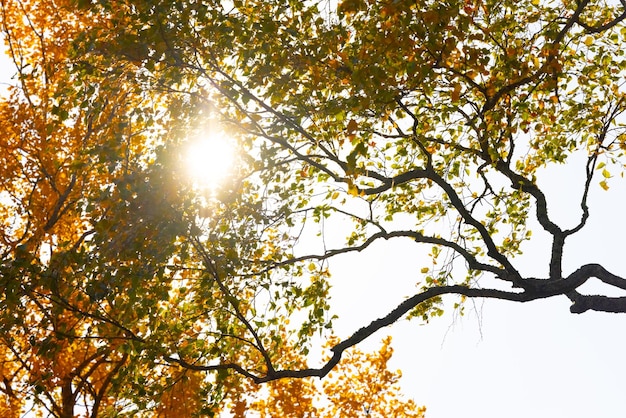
[2,24,626,418]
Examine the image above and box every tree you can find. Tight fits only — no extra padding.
[0,0,423,415]
[2,0,626,415]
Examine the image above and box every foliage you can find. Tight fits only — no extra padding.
[2,0,626,415]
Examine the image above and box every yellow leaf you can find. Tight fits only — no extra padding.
[420,267,429,273]
[531,55,540,68]
[584,36,594,47]
[347,182,359,196]
[602,168,611,178]
[600,180,609,190]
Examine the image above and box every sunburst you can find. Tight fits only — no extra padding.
[184,129,236,191]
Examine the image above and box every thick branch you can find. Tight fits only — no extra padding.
[569,295,626,313]
[566,264,626,313]
[255,285,541,382]
[179,263,626,383]
[265,264,626,380]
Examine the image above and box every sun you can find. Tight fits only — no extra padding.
[184,130,236,191]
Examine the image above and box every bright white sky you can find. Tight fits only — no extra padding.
[2,29,626,418]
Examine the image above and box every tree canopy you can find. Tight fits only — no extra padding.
[2,0,626,416]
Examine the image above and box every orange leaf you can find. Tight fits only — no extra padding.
[346,119,358,135]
